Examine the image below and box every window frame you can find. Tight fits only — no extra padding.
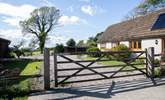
[130,40,142,50]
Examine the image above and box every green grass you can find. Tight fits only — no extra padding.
[81,55,145,70]
[32,51,40,56]
[0,60,42,100]
[82,56,125,65]
[20,61,42,75]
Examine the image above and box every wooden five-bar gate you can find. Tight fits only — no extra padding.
[43,47,155,89]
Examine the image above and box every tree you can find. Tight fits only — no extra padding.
[66,38,76,47]
[77,40,85,47]
[12,40,25,58]
[55,43,64,53]
[86,32,103,47]
[127,0,165,18]
[86,37,97,47]
[20,6,60,53]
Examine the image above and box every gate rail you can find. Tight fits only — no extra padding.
[43,47,155,89]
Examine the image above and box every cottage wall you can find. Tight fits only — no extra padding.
[120,41,129,47]
[142,38,162,54]
[98,38,162,56]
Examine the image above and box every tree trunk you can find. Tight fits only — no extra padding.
[39,41,45,54]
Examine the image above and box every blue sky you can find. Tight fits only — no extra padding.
[0,0,141,47]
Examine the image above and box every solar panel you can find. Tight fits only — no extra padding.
[152,13,165,30]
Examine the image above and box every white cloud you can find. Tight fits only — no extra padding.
[0,29,32,46]
[81,5,96,16]
[47,35,70,47]
[59,15,86,25]
[3,17,22,27]
[0,2,36,27]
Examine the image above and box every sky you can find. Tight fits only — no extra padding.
[0,0,142,47]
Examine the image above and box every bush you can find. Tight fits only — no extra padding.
[154,59,160,66]
[111,44,131,59]
[86,47,101,57]
[55,44,64,53]
[155,67,165,77]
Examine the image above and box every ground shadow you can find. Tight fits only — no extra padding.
[29,77,165,100]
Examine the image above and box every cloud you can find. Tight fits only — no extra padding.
[0,29,33,46]
[59,15,86,25]
[47,34,70,47]
[0,2,36,27]
[81,5,96,16]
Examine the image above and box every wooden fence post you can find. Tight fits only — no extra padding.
[54,49,58,87]
[146,47,155,78]
[145,48,148,76]
[44,48,50,90]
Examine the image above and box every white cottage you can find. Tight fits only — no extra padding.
[98,9,165,54]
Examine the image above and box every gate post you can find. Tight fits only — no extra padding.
[44,48,50,90]
[54,49,58,87]
[146,47,155,78]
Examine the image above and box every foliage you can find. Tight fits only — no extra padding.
[0,60,42,99]
[127,0,165,18]
[155,67,165,77]
[77,40,85,47]
[55,44,64,53]
[154,59,161,66]
[86,38,97,47]
[20,6,60,54]
[86,32,103,47]
[86,47,101,57]
[111,44,131,59]
[66,38,76,47]
[11,40,25,58]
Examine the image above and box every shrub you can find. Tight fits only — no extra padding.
[155,67,165,77]
[86,47,101,57]
[55,44,64,53]
[111,44,131,59]
[154,59,160,66]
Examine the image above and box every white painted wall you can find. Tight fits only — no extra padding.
[97,43,101,49]
[106,42,112,49]
[98,38,162,55]
[120,41,129,47]
[142,38,161,54]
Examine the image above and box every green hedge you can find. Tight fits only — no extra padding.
[111,44,131,59]
[86,47,101,57]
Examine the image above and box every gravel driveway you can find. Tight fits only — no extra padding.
[26,54,165,100]
[25,54,146,87]
[29,77,165,100]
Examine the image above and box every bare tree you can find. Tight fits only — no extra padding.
[20,6,60,53]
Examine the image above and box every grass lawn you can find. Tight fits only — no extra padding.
[32,51,41,56]
[81,55,145,69]
[0,60,42,100]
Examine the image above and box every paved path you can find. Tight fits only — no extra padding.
[29,77,165,100]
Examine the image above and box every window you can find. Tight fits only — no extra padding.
[130,40,141,49]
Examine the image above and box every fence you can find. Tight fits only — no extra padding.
[43,47,155,89]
